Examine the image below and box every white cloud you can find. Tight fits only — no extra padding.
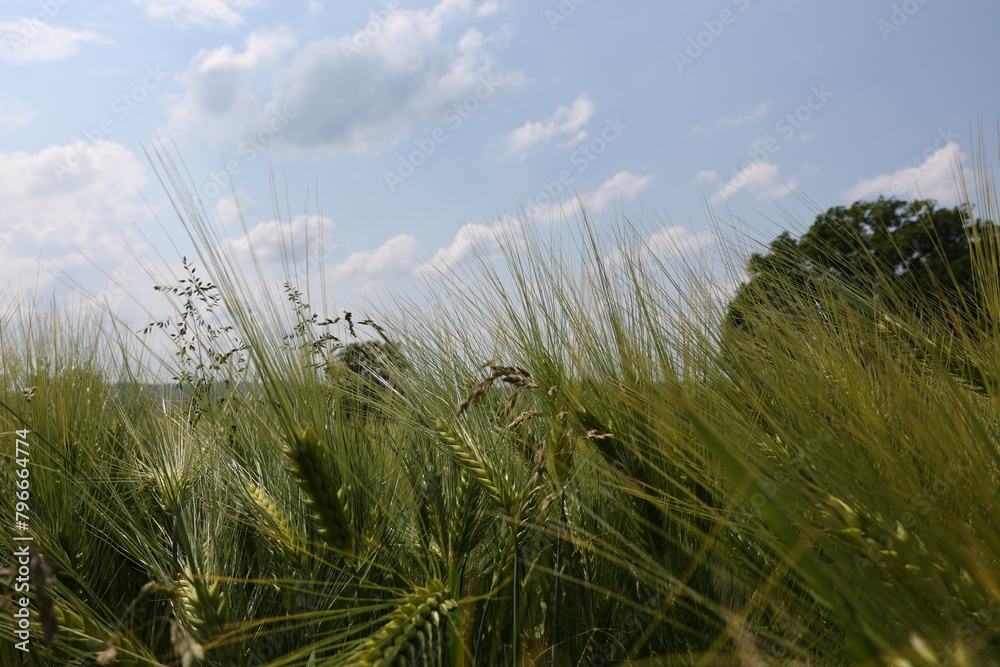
[695,102,770,132]
[0,142,147,246]
[526,171,654,223]
[715,102,771,128]
[604,225,715,266]
[0,21,109,63]
[746,135,771,152]
[477,1,503,17]
[129,0,259,29]
[561,130,588,148]
[205,27,298,69]
[219,214,335,266]
[167,0,522,156]
[212,190,261,228]
[167,27,298,142]
[692,169,718,185]
[333,234,417,283]
[589,171,655,209]
[711,160,797,203]
[415,219,517,276]
[0,100,32,127]
[0,141,149,292]
[841,142,967,204]
[497,94,595,157]
[646,226,715,257]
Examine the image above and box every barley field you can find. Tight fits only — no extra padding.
[1,149,999,665]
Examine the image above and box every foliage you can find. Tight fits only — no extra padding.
[724,197,997,335]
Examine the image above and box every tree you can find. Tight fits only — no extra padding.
[724,197,996,335]
[329,340,409,420]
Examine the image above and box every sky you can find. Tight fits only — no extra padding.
[2,0,1000,323]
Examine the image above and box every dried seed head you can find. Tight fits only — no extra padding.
[460,364,537,414]
[498,390,520,419]
[506,410,543,429]
[457,376,494,414]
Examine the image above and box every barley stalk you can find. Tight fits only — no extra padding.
[490,492,536,594]
[176,574,228,640]
[55,605,144,666]
[152,464,187,517]
[246,482,307,568]
[458,365,537,414]
[434,417,513,513]
[283,423,355,555]
[449,468,475,559]
[54,605,114,654]
[352,579,457,667]
[174,569,246,665]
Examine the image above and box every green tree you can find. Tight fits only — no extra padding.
[724,197,996,335]
[329,340,409,420]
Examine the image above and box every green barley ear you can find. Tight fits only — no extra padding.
[176,574,228,642]
[434,417,514,513]
[352,579,458,667]
[282,423,355,555]
[245,482,308,569]
[173,571,243,665]
[55,594,152,663]
[54,605,116,656]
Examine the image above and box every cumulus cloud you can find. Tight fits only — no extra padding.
[604,225,715,266]
[1,142,147,246]
[692,169,718,185]
[525,171,654,223]
[212,190,262,228]
[218,214,336,267]
[0,21,109,63]
[589,171,655,209]
[0,141,149,292]
[710,160,797,203]
[714,102,770,128]
[167,0,522,156]
[841,142,967,204]
[497,94,595,157]
[333,234,417,283]
[477,1,504,17]
[646,226,715,257]
[414,218,518,276]
[0,100,32,127]
[129,0,259,29]
[167,27,298,142]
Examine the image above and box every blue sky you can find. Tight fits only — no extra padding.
[2,0,999,317]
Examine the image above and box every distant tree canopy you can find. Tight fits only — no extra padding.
[335,340,408,387]
[724,197,997,335]
[329,340,409,419]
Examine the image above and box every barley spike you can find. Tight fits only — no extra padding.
[283,423,355,555]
